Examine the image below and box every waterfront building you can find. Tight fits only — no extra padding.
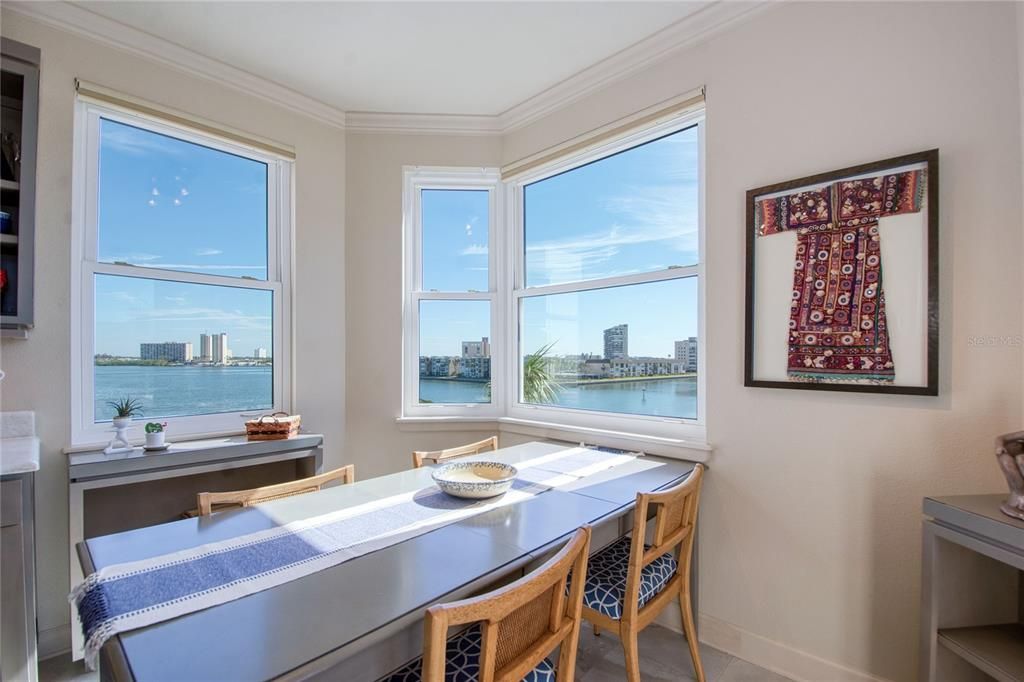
[460,356,490,380]
[674,337,698,372]
[199,333,213,362]
[420,356,460,377]
[603,324,628,359]
[211,333,229,364]
[140,341,194,363]
[609,357,687,378]
[461,337,490,359]
[254,347,268,359]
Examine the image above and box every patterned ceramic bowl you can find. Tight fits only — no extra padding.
[432,461,518,499]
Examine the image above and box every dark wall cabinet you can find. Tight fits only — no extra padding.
[0,38,39,337]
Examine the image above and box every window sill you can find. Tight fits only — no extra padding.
[395,415,711,462]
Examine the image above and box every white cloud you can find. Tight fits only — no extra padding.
[460,244,488,256]
[194,248,224,257]
[134,263,263,271]
[526,183,698,281]
[101,125,186,158]
[108,253,162,263]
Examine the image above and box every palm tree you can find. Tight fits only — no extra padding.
[483,342,561,403]
[522,342,560,404]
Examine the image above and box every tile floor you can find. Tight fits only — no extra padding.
[40,623,792,681]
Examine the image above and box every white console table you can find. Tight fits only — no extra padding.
[920,495,1024,681]
[67,434,324,660]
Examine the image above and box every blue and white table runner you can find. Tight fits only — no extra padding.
[71,447,636,666]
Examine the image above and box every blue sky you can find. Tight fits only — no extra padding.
[95,275,273,357]
[421,125,700,359]
[95,119,272,357]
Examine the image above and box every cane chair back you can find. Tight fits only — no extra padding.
[197,465,355,516]
[412,436,498,468]
[422,526,592,682]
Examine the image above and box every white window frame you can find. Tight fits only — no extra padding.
[505,113,706,444]
[401,112,705,445]
[402,167,503,418]
[70,100,294,447]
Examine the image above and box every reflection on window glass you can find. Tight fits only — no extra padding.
[93,274,273,421]
[97,118,269,280]
[519,277,697,419]
[418,300,491,404]
[421,189,489,292]
[524,126,699,287]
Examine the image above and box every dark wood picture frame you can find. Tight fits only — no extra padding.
[744,149,939,395]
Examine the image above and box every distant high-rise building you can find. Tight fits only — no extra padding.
[462,337,490,358]
[254,347,268,359]
[140,342,193,363]
[603,324,628,359]
[674,337,698,372]
[211,333,229,364]
[199,333,213,362]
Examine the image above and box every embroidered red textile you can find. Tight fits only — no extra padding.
[756,170,925,383]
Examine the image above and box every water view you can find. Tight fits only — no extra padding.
[420,376,697,420]
[94,365,273,421]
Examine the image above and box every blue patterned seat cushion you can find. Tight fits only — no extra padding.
[381,625,555,682]
[579,536,678,620]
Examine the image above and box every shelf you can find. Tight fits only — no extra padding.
[938,623,1024,682]
[0,179,19,191]
[0,327,28,339]
[0,234,17,245]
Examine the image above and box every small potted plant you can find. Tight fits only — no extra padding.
[107,397,143,429]
[144,421,167,449]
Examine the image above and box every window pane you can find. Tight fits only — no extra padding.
[421,189,489,292]
[519,277,697,419]
[524,125,699,287]
[419,300,490,404]
[94,274,273,421]
[97,118,269,280]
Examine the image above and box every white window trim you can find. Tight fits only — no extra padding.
[70,100,294,448]
[402,167,503,418]
[401,110,707,449]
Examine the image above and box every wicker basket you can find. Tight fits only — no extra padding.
[245,412,301,441]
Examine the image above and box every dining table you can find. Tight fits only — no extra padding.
[76,440,699,681]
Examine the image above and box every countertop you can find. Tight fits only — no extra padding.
[1,436,40,475]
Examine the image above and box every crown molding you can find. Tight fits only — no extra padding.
[497,0,768,133]
[4,0,768,136]
[3,0,347,130]
[348,0,766,136]
[345,111,503,136]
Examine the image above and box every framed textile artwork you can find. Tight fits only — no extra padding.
[744,150,938,395]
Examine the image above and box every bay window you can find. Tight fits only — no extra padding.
[404,111,704,445]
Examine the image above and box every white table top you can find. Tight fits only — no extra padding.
[79,441,697,681]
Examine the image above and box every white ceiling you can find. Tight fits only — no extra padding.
[74,1,711,117]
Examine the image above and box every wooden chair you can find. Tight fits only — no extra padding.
[412,436,498,469]
[196,465,355,516]
[579,464,706,682]
[382,526,592,682]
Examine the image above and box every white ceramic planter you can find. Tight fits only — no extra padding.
[145,431,165,448]
[112,416,132,430]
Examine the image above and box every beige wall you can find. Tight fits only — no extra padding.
[502,2,1020,680]
[343,132,511,479]
[346,3,1022,680]
[0,12,347,652]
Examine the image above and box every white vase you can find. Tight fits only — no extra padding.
[112,416,132,430]
[145,431,165,448]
